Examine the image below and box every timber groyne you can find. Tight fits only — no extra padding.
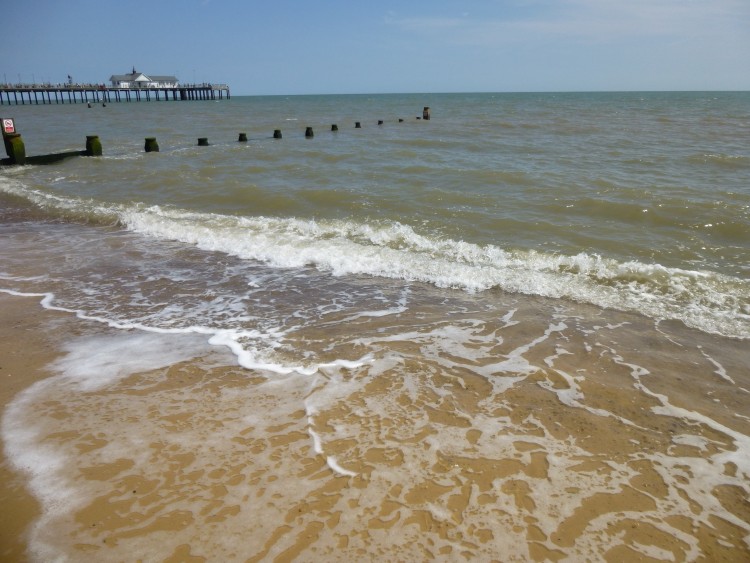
[0,83,230,105]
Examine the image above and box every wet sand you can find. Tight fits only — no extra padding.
[2,292,750,562]
[0,294,63,561]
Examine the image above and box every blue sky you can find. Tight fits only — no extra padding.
[3,1,749,94]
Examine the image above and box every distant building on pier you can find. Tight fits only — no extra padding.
[109,68,178,89]
[1,67,229,105]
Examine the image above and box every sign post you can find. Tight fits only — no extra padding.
[1,117,25,164]
[2,118,15,134]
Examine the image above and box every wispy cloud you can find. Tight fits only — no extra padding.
[386,0,750,46]
[556,0,749,39]
[384,12,466,33]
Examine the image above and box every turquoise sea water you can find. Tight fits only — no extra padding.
[1,92,749,560]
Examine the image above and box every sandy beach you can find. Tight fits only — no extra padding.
[0,294,61,560]
[2,289,749,561]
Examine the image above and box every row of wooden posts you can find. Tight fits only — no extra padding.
[146,109,432,151]
[2,108,431,165]
[1,128,103,166]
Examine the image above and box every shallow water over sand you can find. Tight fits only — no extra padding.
[3,258,750,561]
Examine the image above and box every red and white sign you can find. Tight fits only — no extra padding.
[2,118,15,134]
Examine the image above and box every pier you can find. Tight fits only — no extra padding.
[0,83,230,105]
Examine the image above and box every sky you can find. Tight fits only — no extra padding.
[2,0,749,95]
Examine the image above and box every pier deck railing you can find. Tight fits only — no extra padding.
[0,83,230,105]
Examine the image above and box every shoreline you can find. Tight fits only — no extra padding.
[1,291,749,560]
[0,293,70,560]
[1,88,749,560]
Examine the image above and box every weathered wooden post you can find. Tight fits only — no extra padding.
[2,118,25,164]
[238,133,248,142]
[85,135,102,156]
[355,122,361,128]
[198,137,209,146]
[305,127,314,138]
[273,129,282,139]
[331,124,338,131]
[144,137,159,152]
[3,133,25,164]
[423,107,431,120]
[378,120,384,125]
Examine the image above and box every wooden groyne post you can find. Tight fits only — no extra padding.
[3,103,433,165]
[2,118,25,164]
[144,137,159,152]
[85,135,102,156]
[2,118,103,165]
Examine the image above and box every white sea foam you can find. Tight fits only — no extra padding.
[1,175,749,339]
[2,381,78,514]
[1,288,371,383]
[51,332,212,391]
[116,205,749,339]
[326,456,357,477]
[0,329,219,561]
[699,346,735,384]
[308,426,324,455]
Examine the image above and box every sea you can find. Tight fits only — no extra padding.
[1,92,749,561]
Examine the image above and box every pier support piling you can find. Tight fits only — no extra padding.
[273,129,282,139]
[423,107,431,120]
[198,137,209,146]
[305,127,314,138]
[238,133,247,142]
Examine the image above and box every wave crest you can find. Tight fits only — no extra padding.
[119,205,749,339]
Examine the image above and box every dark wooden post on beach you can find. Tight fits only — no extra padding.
[3,133,25,164]
[355,122,361,128]
[273,129,282,139]
[85,135,102,156]
[2,118,25,164]
[198,137,209,146]
[423,107,431,120]
[378,120,383,125]
[331,124,338,131]
[305,127,314,138]
[238,133,247,142]
[144,137,159,152]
